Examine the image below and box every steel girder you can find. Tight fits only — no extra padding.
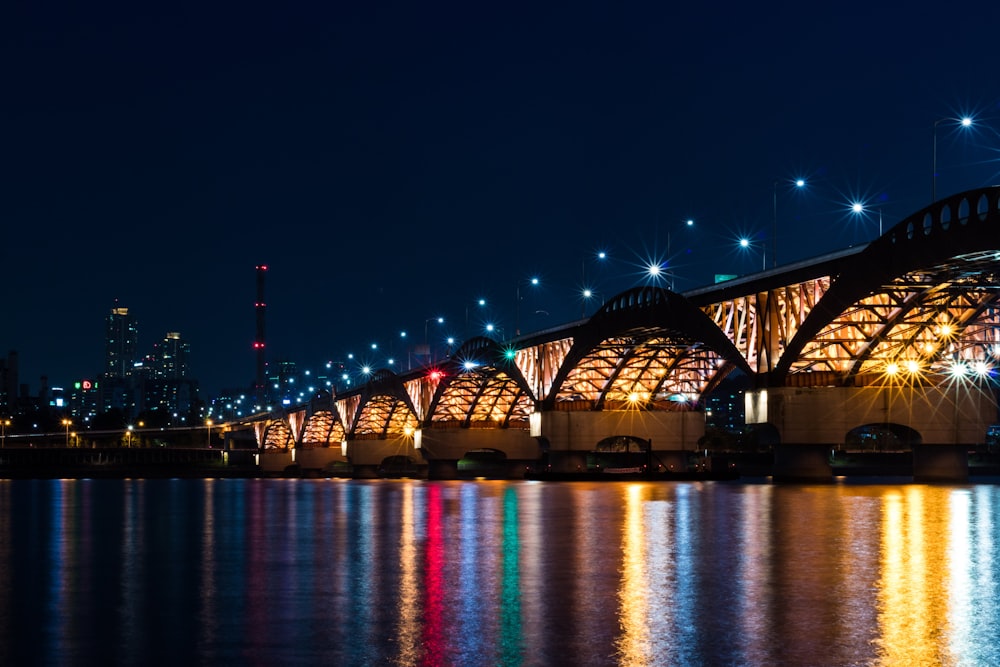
[544,286,752,410]
[301,409,346,448]
[349,368,420,437]
[775,186,1000,386]
[425,337,536,428]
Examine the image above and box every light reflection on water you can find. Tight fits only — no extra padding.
[1,478,1000,666]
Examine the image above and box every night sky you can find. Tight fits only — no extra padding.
[5,1,1000,397]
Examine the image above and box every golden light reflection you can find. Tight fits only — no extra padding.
[395,483,420,664]
[616,484,651,663]
[876,487,951,666]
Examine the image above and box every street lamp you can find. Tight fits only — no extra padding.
[62,419,71,447]
[739,237,766,272]
[1,419,9,448]
[126,424,134,448]
[423,316,445,362]
[581,288,603,317]
[772,178,806,268]
[515,277,539,336]
[581,250,607,315]
[206,419,213,449]
[932,116,973,203]
[466,298,487,338]
[849,200,883,239]
[666,219,695,290]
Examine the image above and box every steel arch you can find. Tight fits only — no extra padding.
[350,368,420,437]
[425,336,536,427]
[544,286,753,409]
[775,186,1000,385]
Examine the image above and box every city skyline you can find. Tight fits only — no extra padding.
[5,2,1000,396]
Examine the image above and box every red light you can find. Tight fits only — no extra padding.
[253,342,265,349]
[428,370,443,381]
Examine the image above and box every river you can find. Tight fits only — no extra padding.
[1,477,998,666]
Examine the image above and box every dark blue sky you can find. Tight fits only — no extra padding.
[4,1,1000,396]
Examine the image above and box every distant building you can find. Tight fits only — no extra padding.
[67,379,101,423]
[105,306,138,379]
[0,350,17,414]
[704,374,748,432]
[152,332,190,379]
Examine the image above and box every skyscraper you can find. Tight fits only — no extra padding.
[105,306,138,379]
[153,332,190,379]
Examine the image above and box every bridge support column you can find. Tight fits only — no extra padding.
[913,445,968,482]
[427,459,459,480]
[547,450,588,473]
[773,444,832,483]
[352,464,379,479]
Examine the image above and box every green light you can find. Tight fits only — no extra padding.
[504,348,516,360]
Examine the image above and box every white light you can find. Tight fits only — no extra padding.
[583,289,593,298]
[463,360,477,370]
[530,277,539,285]
[648,263,662,276]
[685,219,694,226]
[852,202,864,213]
[740,238,750,248]
[795,179,805,187]
[961,117,973,127]
[597,251,607,259]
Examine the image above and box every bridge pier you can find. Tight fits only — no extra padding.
[913,445,968,483]
[427,459,459,480]
[345,436,421,479]
[747,385,994,482]
[352,464,380,479]
[539,409,704,473]
[773,444,833,483]
[418,426,541,478]
[546,450,588,473]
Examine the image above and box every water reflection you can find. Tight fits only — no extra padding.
[3,479,1000,665]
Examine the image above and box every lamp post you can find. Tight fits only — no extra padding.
[581,250,607,315]
[850,201,883,239]
[126,425,134,448]
[581,288,602,317]
[466,298,486,338]
[932,116,973,203]
[1,419,9,448]
[61,419,71,447]
[206,419,213,449]
[739,238,766,272]
[423,316,444,362]
[666,219,695,290]
[772,178,806,269]
[515,278,538,336]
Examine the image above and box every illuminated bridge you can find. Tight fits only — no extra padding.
[232,186,1000,481]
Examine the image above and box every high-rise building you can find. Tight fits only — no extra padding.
[0,350,17,414]
[105,306,138,379]
[153,332,190,379]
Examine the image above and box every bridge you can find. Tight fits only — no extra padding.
[227,186,1000,481]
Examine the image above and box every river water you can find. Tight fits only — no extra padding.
[1,477,999,666]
